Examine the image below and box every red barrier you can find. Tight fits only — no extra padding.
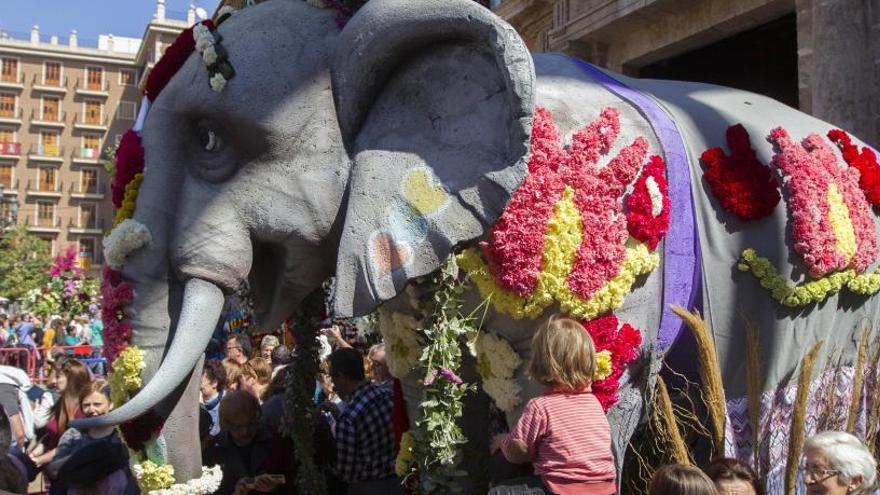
[0,347,36,379]
[0,346,106,382]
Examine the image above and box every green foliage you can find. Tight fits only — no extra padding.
[103,139,119,178]
[408,256,478,494]
[280,288,327,495]
[0,226,51,302]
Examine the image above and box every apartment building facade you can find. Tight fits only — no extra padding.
[0,1,190,271]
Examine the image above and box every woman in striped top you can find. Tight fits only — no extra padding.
[491,317,617,495]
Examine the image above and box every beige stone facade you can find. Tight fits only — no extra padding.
[0,2,188,271]
[493,0,880,147]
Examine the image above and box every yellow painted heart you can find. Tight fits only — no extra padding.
[404,168,448,216]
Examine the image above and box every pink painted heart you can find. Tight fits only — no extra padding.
[371,232,412,277]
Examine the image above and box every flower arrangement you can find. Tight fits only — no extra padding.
[767,127,877,278]
[25,248,99,320]
[100,266,134,366]
[144,26,197,102]
[581,315,642,411]
[463,107,665,321]
[192,20,235,93]
[625,155,671,250]
[407,256,476,493]
[108,346,146,407]
[828,129,880,207]
[114,174,144,225]
[468,331,522,412]
[145,465,223,495]
[112,130,144,208]
[377,309,425,379]
[104,219,152,270]
[132,460,175,493]
[395,431,414,477]
[699,124,780,221]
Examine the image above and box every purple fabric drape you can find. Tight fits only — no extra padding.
[572,58,701,351]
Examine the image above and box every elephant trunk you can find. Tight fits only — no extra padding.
[71,278,224,428]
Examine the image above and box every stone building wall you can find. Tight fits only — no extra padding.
[494,0,880,147]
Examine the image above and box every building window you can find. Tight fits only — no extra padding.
[116,101,136,120]
[0,200,14,222]
[40,131,60,156]
[1,58,18,83]
[119,69,136,86]
[81,168,98,194]
[0,128,14,144]
[37,201,54,227]
[85,66,104,90]
[38,167,56,191]
[44,62,62,86]
[0,93,16,118]
[0,164,12,188]
[78,237,96,269]
[84,100,102,125]
[79,203,97,227]
[42,97,60,121]
[82,134,101,158]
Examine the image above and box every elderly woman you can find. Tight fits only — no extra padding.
[803,431,877,495]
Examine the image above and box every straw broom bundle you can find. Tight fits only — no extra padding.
[846,323,870,433]
[785,340,823,495]
[671,305,726,455]
[744,319,762,477]
[865,344,880,457]
[654,376,691,465]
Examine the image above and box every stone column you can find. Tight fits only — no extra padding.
[796,0,880,147]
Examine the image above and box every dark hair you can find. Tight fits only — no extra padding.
[202,359,227,391]
[266,365,293,398]
[328,348,365,382]
[230,334,252,358]
[705,458,763,495]
[52,359,92,432]
[649,464,716,495]
[271,344,293,367]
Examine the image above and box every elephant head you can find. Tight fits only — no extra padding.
[74,0,534,452]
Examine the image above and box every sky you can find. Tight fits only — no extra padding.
[0,1,214,47]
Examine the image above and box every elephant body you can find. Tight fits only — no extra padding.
[76,0,880,489]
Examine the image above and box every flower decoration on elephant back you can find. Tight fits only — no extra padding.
[702,124,880,305]
[581,315,642,411]
[458,106,670,321]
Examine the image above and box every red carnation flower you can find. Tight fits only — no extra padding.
[111,130,144,208]
[700,124,780,221]
[120,410,164,453]
[828,129,880,207]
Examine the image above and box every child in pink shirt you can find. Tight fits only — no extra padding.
[492,317,616,495]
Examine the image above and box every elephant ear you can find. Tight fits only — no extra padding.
[331,0,535,316]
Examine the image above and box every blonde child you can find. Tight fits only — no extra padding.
[492,317,616,495]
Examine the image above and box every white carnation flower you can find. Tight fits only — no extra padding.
[646,176,664,217]
[471,332,522,411]
[201,45,218,66]
[378,309,424,379]
[103,219,152,270]
[483,376,522,412]
[149,465,223,495]
[192,25,213,51]
[209,73,227,93]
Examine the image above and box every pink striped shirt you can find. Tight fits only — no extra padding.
[502,388,616,495]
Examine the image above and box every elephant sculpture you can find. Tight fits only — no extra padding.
[75,0,880,490]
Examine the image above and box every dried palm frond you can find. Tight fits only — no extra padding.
[785,340,823,495]
[846,322,871,433]
[653,376,691,465]
[744,319,762,478]
[671,305,726,455]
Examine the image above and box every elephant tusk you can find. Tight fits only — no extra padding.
[71,278,224,429]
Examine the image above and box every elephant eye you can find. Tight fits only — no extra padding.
[197,125,223,152]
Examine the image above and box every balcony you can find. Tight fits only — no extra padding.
[0,108,23,125]
[0,73,25,90]
[30,109,66,128]
[24,217,61,233]
[73,113,109,132]
[32,74,68,94]
[0,179,20,195]
[68,217,105,235]
[25,179,63,198]
[0,142,21,160]
[28,144,65,163]
[74,78,109,97]
[69,182,105,199]
[72,147,102,165]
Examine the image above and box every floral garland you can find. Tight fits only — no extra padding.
[699,124,780,221]
[767,127,877,278]
[104,218,151,270]
[395,431,414,478]
[112,130,144,208]
[133,463,223,495]
[580,315,642,411]
[280,289,327,495]
[464,107,666,320]
[828,129,880,207]
[377,309,425,379]
[738,248,880,306]
[625,155,671,250]
[406,256,476,493]
[114,174,143,225]
[192,19,235,93]
[108,346,146,407]
[468,331,521,412]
